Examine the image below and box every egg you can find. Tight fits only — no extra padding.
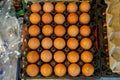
[28,25,40,36]
[29,13,40,24]
[54,25,66,36]
[42,13,53,24]
[41,37,53,49]
[81,51,93,63]
[68,64,80,77]
[41,50,52,62]
[80,25,91,36]
[79,2,90,12]
[67,13,78,24]
[67,25,79,37]
[40,64,52,77]
[79,13,90,24]
[26,64,39,77]
[31,2,41,12]
[80,38,92,50]
[67,38,78,49]
[67,2,78,12]
[27,51,39,63]
[54,51,66,63]
[43,2,54,12]
[54,38,66,49]
[42,25,53,36]
[54,64,66,77]
[55,2,66,13]
[82,64,94,76]
[67,51,79,63]
[54,13,65,24]
[28,38,40,49]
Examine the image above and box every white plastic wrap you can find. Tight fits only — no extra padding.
[0,0,21,80]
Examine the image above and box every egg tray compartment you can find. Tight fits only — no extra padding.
[18,1,101,80]
[96,0,120,77]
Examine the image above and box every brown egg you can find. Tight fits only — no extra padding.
[27,51,39,63]
[29,13,40,24]
[55,2,66,13]
[81,51,93,63]
[80,38,92,50]
[80,25,91,36]
[41,50,52,62]
[54,51,66,63]
[82,64,94,76]
[67,25,79,37]
[28,25,40,36]
[79,2,91,12]
[42,13,53,24]
[54,13,65,24]
[67,51,79,63]
[68,64,80,77]
[67,38,78,49]
[54,25,66,36]
[31,2,41,12]
[42,25,53,36]
[67,13,78,24]
[54,38,66,49]
[79,13,90,24]
[41,37,53,49]
[26,64,39,77]
[40,64,52,77]
[43,2,54,12]
[28,38,40,49]
[67,2,78,12]
[54,64,66,77]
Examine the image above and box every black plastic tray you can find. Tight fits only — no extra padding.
[18,1,101,80]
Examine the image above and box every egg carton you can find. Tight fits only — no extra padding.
[106,0,120,74]
[97,0,120,77]
[18,1,101,80]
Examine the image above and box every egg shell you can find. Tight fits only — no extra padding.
[80,38,92,50]
[26,64,39,77]
[79,13,90,24]
[41,50,52,62]
[79,2,91,12]
[29,13,41,24]
[54,13,65,24]
[31,2,41,12]
[67,38,79,49]
[67,2,78,12]
[43,2,54,12]
[68,64,80,77]
[82,64,94,76]
[28,25,40,36]
[28,38,40,49]
[54,38,66,49]
[54,51,66,63]
[55,2,66,13]
[40,64,52,77]
[41,37,53,49]
[54,25,66,37]
[67,13,78,24]
[54,64,66,77]
[42,13,53,24]
[27,51,39,63]
[42,25,53,36]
